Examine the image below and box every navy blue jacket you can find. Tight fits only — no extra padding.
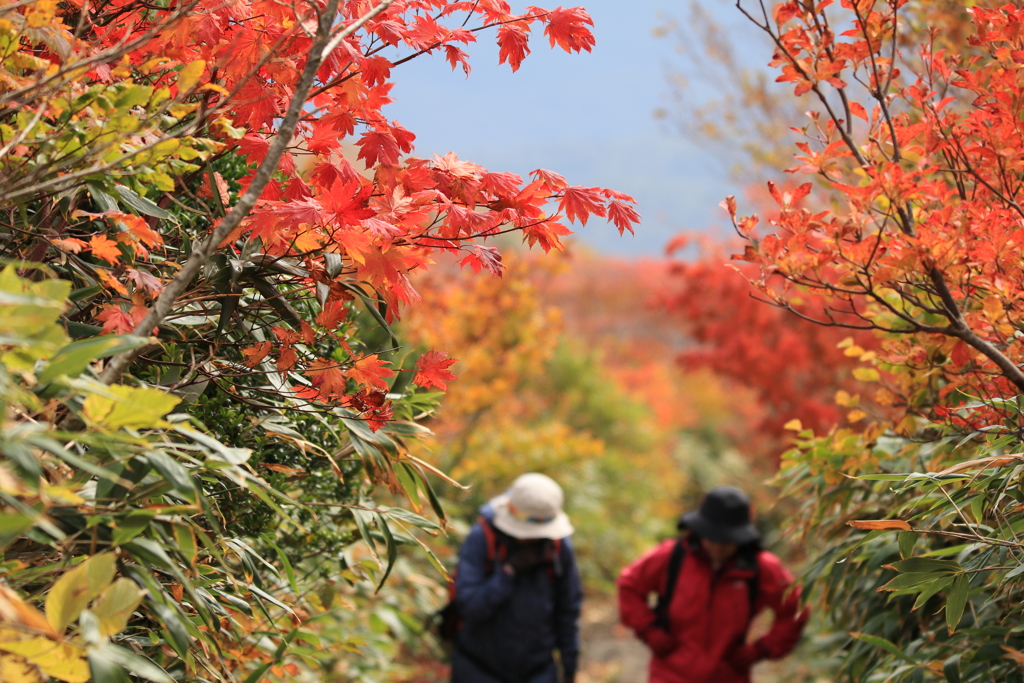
[450,505,583,683]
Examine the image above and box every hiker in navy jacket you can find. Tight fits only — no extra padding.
[451,473,583,683]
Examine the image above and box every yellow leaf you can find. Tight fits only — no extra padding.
[837,336,855,349]
[859,350,877,362]
[835,389,852,406]
[847,409,867,423]
[783,419,803,431]
[843,345,865,357]
[852,367,880,382]
[45,553,116,633]
[92,578,146,637]
[82,385,181,430]
[176,60,206,95]
[0,653,43,683]
[41,483,84,505]
[0,640,88,683]
[982,294,1004,322]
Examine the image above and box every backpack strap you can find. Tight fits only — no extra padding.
[654,539,686,630]
[478,515,507,574]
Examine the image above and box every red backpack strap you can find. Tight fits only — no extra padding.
[478,515,506,572]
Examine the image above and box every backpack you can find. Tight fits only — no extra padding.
[435,515,563,643]
[653,537,760,631]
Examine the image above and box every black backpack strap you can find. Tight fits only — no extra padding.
[654,539,686,630]
[747,553,760,614]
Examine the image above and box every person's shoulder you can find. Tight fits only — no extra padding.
[754,548,795,579]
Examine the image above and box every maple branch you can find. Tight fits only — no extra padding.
[100,0,396,385]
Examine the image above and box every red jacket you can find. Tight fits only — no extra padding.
[617,537,808,683]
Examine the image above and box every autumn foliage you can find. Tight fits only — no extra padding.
[676,1,1024,680]
[0,0,641,679]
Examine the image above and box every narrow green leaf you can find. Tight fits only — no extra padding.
[888,557,961,574]
[898,531,917,560]
[114,184,175,221]
[946,573,970,633]
[851,632,918,664]
[912,576,955,611]
[111,509,156,546]
[39,335,150,382]
[90,642,173,683]
[879,573,941,592]
[262,534,297,595]
[944,653,962,683]
[375,511,398,591]
[143,450,196,500]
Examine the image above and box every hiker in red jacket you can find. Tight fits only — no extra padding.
[617,486,808,683]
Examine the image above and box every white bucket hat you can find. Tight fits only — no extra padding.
[491,473,574,540]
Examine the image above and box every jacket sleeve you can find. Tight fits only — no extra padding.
[616,539,676,634]
[752,551,809,660]
[555,537,583,678]
[454,522,515,622]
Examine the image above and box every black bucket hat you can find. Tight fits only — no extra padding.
[680,486,760,545]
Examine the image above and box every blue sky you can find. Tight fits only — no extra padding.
[382,0,770,257]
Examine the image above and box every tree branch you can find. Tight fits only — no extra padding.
[100,0,395,384]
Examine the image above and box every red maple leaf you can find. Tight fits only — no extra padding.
[357,130,400,167]
[459,244,504,276]
[242,341,272,368]
[96,304,135,334]
[608,200,641,235]
[346,354,395,391]
[413,350,458,391]
[560,186,606,225]
[445,44,471,75]
[536,6,595,54]
[497,24,531,72]
[307,357,348,396]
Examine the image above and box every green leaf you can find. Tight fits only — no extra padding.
[113,184,175,221]
[88,649,131,683]
[39,335,150,382]
[912,576,955,611]
[944,653,962,683]
[887,557,961,574]
[946,573,970,633]
[375,511,398,591]
[111,509,156,546]
[0,514,33,551]
[143,450,196,500]
[88,643,173,683]
[46,553,117,633]
[879,572,942,592]
[149,602,190,659]
[851,632,918,664]
[898,531,917,560]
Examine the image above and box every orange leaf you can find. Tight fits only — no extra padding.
[50,237,89,253]
[242,341,272,368]
[346,354,394,392]
[96,305,136,334]
[307,357,348,396]
[847,519,912,531]
[95,267,128,295]
[90,234,122,264]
